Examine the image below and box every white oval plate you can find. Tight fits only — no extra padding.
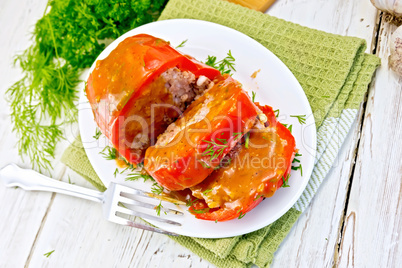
[79,19,316,238]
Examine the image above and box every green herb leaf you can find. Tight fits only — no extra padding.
[43,250,55,258]
[245,132,250,149]
[238,211,246,219]
[252,91,256,102]
[151,183,164,195]
[93,128,102,140]
[190,208,210,214]
[126,172,154,182]
[290,114,307,124]
[176,39,188,48]
[186,198,199,207]
[282,174,290,188]
[155,201,166,216]
[203,189,213,195]
[6,0,168,171]
[100,146,117,160]
[205,50,236,75]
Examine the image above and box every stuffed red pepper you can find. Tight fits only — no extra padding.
[86,34,220,165]
[188,104,296,221]
[144,75,260,191]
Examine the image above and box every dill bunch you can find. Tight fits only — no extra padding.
[6,0,167,172]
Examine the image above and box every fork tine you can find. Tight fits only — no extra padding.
[115,206,182,226]
[118,196,184,215]
[117,185,186,205]
[110,216,179,236]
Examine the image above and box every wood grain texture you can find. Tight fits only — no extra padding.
[336,18,402,268]
[267,1,379,267]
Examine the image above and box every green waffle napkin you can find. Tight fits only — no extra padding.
[61,0,380,267]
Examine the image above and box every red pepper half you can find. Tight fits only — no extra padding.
[144,75,259,191]
[188,104,296,221]
[86,34,220,164]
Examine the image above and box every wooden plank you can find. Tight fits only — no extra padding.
[267,0,379,267]
[336,18,402,267]
[0,0,60,267]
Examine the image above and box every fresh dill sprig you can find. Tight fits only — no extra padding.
[93,128,102,140]
[151,183,164,195]
[113,168,119,178]
[190,208,210,214]
[292,164,303,176]
[245,132,250,149]
[125,172,154,182]
[186,198,199,207]
[67,176,74,185]
[282,174,290,188]
[252,91,256,102]
[6,0,168,172]
[176,39,188,48]
[254,194,264,201]
[198,160,211,169]
[155,201,166,216]
[290,114,307,124]
[43,250,55,258]
[100,146,117,160]
[238,211,246,219]
[205,50,236,75]
[203,189,213,195]
[233,132,242,141]
[287,124,293,133]
[274,109,280,118]
[202,139,229,161]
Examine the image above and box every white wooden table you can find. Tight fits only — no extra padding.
[1,0,401,267]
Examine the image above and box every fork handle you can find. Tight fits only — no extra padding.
[0,164,104,203]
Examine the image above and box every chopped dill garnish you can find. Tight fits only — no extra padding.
[190,208,210,214]
[290,114,307,124]
[295,152,302,157]
[202,139,229,161]
[176,39,188,48]
[113,168,119,178]
[238,211,246,219]
[215,219,218,223]
[155,201,166,216]
[125,172,154,182]
[254,194,264,201]
[205,50,236,75]
[67,176,74,185]
[203,189,213,195]
[233,132,242,140]
[287,124,293,133]
[282,174,290,188]
[292,164,303,176]
[198,160,211,169]
[43,250,55,258]
[100,146,117,160]
[151,183,164,195]
[274,109,280,118]
[245,132,250,149]
[93,128,102,140]
[186,198,199,207]
[252,91,256,102]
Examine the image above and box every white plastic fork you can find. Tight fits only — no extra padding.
[0,164,182,236]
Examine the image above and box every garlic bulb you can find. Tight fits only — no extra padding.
[389,26,402,76]
[370,0,402,17]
